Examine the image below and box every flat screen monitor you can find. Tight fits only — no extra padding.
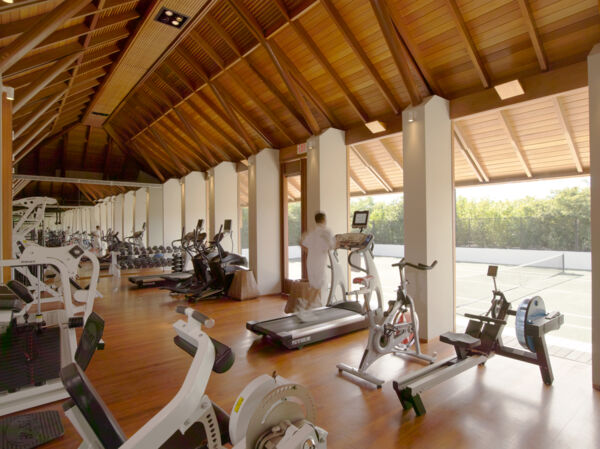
[352,210,369,229]
[223,219,232,233]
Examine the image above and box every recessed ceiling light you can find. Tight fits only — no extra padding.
[2,1,15,4]
[494,80,524,100]
[155,7,189,29]
[365,120,386,134]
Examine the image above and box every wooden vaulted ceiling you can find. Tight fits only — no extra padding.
[6,0,600,203]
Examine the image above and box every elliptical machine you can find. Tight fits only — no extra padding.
[60,307,327,448]
[337,257,436,388]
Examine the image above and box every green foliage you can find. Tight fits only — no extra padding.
[349,186,590,252]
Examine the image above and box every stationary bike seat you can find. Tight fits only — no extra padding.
[353,275,374,285]
[440,332,481,349]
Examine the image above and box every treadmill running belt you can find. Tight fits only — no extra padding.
[256,307,360,333]
[0,411,64,449]
[0,327,61,392]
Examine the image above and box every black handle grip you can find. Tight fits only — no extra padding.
[176,305,186,315]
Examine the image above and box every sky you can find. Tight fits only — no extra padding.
[352,176,590,204]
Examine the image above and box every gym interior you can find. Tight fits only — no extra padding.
[0,1,599,448]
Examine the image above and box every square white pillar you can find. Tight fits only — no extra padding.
[589,43,600,389]
[147,187,164,247]
[99,202,107,233]
[113,194,124,239]
[134,188,148,245]
[403,95,455,340]
[123,191,135,239]
[208,162,239,252]
[249,149,281,294]
[163,178,182,247]
[183,171,207,233]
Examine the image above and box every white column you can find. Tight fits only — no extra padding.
[208,162,238,251]
[134,188,148,246]
[99,202,107,232]
[589,43,600,390]
[163,178,182,247]
[123,190,135,239]
[403,95,454,340]
[306,128,348,235]
[183,171,207,233]
[249,149,281,294]
[148,187,164,247]
[113,194,124,239]
[106,197,114,233]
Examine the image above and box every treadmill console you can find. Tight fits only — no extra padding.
[335,232,373,250]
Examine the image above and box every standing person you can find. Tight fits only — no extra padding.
[92,225,102,253]
[300,212,337,308]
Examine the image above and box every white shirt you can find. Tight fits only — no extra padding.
[301,224,336,289]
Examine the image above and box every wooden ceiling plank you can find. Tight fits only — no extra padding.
[370,0,422,106]
[135,133,179,177]
[227,0,321,135]
[379,138,403,172]
[173,107,219,166]
[81,125,92,170]
[60,132,68,177]
[497,111,532,178]
[148,127,187,176]
[349,169,368,195]
[453,125,488,183]
[105,124,157,181]
[320,0,401,114]
[552,97,583,173]
[227,69,295,145]
[387,3,443,97]
[167,61,196,93]
[445,0,490,89]
[205,13,312,135]
[272,0,290,20]
[13,51,82,113]
[0,0,92,73]
[290,20,369,123]
[102,137,112,180]
[13,113,56,158]
[14,131,50,164]
[156,117,206,171]
[77,184,96,203]
[13,89,66,139]
[350,145,392,192]
[516,0,548,72]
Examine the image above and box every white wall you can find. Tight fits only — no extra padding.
[183,172,207,234]
[209,162,238,251]
[163,178,182,246]
[99,202,107,232]
[106,197,113,232]
[123,190,135,239]
[148,187,164,247]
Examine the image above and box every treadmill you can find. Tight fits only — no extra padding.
[247,210,381,349]
[128,220,205,288]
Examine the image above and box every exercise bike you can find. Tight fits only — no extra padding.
[61,307,327,448]
[337,258,437,388]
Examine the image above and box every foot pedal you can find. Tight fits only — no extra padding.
[0,411,64,449]
[68,316,84,328]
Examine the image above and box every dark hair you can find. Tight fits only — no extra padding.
[315,212,326,224]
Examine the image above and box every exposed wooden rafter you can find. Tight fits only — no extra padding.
[516,0,548,72]
[552,97,583,173]
[351,145,392,192]
[498,111,532,178]
[379,138,403,172]
[453,124,489,183]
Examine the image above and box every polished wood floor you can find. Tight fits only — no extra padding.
[20,270,600,449]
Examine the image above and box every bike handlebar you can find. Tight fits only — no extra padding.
[392,258,438,271]
[176,306,215,328]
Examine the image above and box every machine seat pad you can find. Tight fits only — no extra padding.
[60,363,126,449]
[7,280,34,303]
[440,332,481,349]
[353,275,374,285]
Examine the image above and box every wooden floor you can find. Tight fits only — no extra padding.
[21,271,600,449]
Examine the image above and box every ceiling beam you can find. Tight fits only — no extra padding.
[13,52,82,113]
[552,96,583,173]
[61,131,68,177]
[0,0,92,73]
[445,0,490,88]
[351,145,392,192]
[289,19,369,123]
[77,184,96,203]
[370,0,422,106]
[379,138,403,171]
[102,137,112,180]
[320,0,401,114]
[148,127,187,176]
[498,111,532,178]
[81,125,92,169]
[349,171,367,195]
[129,141,165,183]
[172,107,219,166]
[13,89,65,139]
[14,131,50,164]
[13,174,162,188]
[453,124,489,183]
[516,0,548,72]
[134,132,179,175]
[154,118,205,171]
[227,0,321,135]
[104,124,152,179]
[13,113,57,159]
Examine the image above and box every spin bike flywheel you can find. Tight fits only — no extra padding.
[515,296,546,352]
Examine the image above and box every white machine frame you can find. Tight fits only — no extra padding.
[0,244,99,415]
[64,308,327,449]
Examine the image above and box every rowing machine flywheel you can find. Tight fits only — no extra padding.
[515,296,546,352]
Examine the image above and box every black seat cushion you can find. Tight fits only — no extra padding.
[60,363,126,449]
[440,332,481,349]
[7,280,34,304]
